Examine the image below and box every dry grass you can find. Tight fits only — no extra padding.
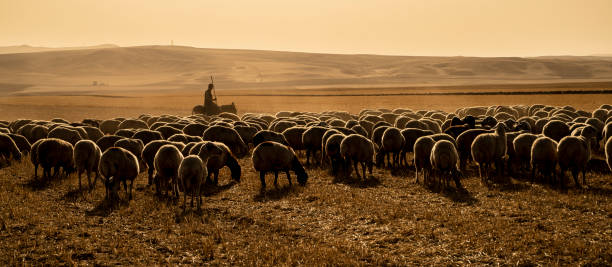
[0,150,610,265]
[1,83,612,121]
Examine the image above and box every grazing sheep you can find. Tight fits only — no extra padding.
[47,127,82,145]
[37,138,74,179]
[7,133,31,154]
[114,138,145,169]
[371,125,390,148]
[99,147,140,201]
[73,140,102,191]
[114,129,136,138]
[156,125,183,140]
[512,133,539,175]
[142,140,174,185]
[252,141,308,190]
[325,133,346,176]
[81,126,103,142]
[154,144,184,197]
[197,141,241,185]
[413,136,435,184]
[377,127,405,168]
[0,133,22,164]
[30,139,44,177]
[340,134,375,180]
[202,125,248,158]
[178,155,209,211]
[95,135,124,152]
[321,129,342,166]
[132,130,163,145]
[430,140,461,188]
[302,126,328,166]
[557,126,597,188]
[253,130,289,147]
[470,124,507,183]
[530,136,558,184]
[28,125,49,143]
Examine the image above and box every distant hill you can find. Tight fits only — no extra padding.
[1,45,612,95]
[0,44,119,54]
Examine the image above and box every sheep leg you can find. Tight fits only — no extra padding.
[53,166,59,178]
[259,171,266,190]
[214,171,220,186]
[415,167,419,183]
[86,169,92,191]
[274,171,279,188]
[572,169,581,188]
[353,159,360,179]
[361,162,366,180]
[34,164,38,179]
[582,170,587,187]
[285,170,292,186]
[368,161,373,175]
[148,168,154,186]
[128,179,134,200]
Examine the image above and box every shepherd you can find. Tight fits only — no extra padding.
[204,76,221,115]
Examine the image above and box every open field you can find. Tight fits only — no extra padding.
[0,146,611,265]
[1,82,612,121]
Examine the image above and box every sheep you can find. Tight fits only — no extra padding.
[252,141,307,190]
[95,135,123,153]
[301,126,328,166]
[81,126,103,142]
[36,138,74,179]
[28,125,49,143]
[430,140,461,188]
[530,136,558,184]
[156,125,183,140]
[512,133,539,175]
[557,126,597,188]
[47,127,82,145]
[371,125,390,148]
[30,139,45,178]
[142,140,175,185]
[154,144,184,197]
[114,129,136,138]
[470,124,507,183]
[168,133,203,144]
[606,137,612,172]
[321,129,342,166]
[253,130,289,147]
[117,119,148,130]
[99,120,121,135]
[183,123,209,137]
[282,126,307,152]
[413,136,435,184]
[542,120,570,142]
[325,133,346,176]
[178,155,208,211]
[400,128,434,167]
[376,127,405,168]
[456,129,493,171]
[114,138,145,169]
[0,133,22,164]
[234,125,258,146]
[202,125,248,158]
[7,133,31,154]
[132,129,163,145]
[340,134,375,180]
[73,140,102,191]
[197,141,241,185]
[99,147,140,201]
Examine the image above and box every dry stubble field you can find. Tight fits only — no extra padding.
[0,86,611,265]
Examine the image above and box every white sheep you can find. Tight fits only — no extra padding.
[340,134,375,180]
[557,126,597,188]
[413,136,435,184]
[154,144,184,197]
[430,140,461,188]
[530,136,558,184]
[470,124,507,183]
[178,155,208,211]
[73,140,102,191]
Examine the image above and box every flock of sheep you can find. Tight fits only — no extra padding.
[1,103,612,210]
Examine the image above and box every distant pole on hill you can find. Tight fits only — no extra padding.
[171,40,174,46]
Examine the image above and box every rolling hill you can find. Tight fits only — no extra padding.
[0,45,612,95]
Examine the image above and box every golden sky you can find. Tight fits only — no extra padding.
[1,0,611,57]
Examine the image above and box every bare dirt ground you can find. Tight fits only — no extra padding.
[0,150,610,265]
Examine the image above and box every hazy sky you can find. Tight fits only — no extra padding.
[1,0,611,57]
